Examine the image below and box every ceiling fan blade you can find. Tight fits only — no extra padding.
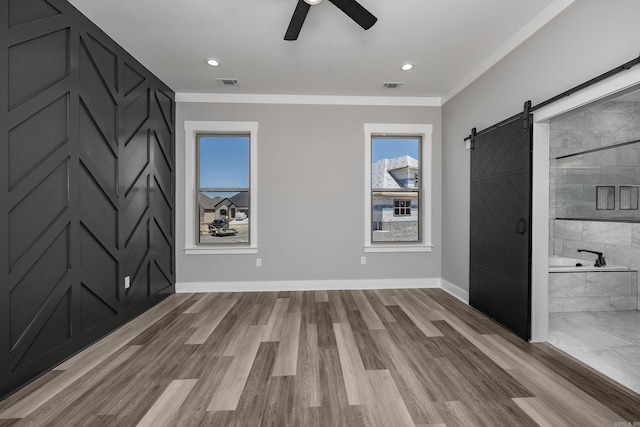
[285,0,311,40]
[328,0,377,30]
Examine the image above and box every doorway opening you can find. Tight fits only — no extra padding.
[531,67,640,394]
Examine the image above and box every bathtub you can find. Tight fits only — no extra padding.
[549,256,630,273]
[549,256,637,312]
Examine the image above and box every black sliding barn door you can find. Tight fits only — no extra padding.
[469,113,532,340]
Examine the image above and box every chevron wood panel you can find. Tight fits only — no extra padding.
[469,115,532,340]
[0,289,637,425]
[0,0,175,398]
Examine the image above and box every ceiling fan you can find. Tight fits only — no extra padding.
[284,0,377,41]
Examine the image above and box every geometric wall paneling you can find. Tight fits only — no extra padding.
[9,227,70,350]
[124,62,145,97]
[8,28,69,109]
[150,259,173,296]
[79,100,118,193]
[151,176,172,235]
[80,284,117,333]
[17,289,71,369]
[154,88,174,137]
[79,164,118,250]
[151,101,173,164]
[126,263,149,308]
[8,94,69,188]
[79,224,118,304]
[153,219,172,276]
[8,160,69,267]
[82,34,118,94]
[8,0,61,28]
[124,88,150,143]
[124,175,150,245]
[125,219,150,291]
[122,129,150,196]
[1,0,175,398]
[79,38,117,145]
[152,132,172,199]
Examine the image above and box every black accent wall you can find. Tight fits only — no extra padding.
[0,0,176,398]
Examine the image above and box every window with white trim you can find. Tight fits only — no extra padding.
[197,134,250,245]
[184,121,258,255]
[364,124,432,252]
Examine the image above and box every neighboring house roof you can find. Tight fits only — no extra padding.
[230,192,249,208]
[199,194,223,210]
[200,194,234,210]
[372,155,418,189]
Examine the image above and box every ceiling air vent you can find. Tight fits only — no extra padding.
[216,78,240,87]
[383,82,403,89]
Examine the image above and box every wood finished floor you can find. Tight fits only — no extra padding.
[1,289,639,426]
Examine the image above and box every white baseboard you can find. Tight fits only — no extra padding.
[177,278,440,293]
[440,279,470,304]
[176,277,469,305]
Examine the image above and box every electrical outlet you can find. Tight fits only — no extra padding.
[124,275,131,289]
[256,258,262,267]
[361,256,366,265]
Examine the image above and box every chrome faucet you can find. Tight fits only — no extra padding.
[577,249,606,267]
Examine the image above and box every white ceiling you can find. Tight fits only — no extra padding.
[68,0,572,102]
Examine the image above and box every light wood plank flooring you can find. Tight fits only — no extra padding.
[0,289,639,426]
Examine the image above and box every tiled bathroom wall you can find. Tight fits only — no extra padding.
[550,100,640,311]
[551,100,640,220]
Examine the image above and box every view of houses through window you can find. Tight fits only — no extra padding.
[197,134,250,244]
[371,136,421,242]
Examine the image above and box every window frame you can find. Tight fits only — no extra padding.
[364,123,432,253]
[196,133,251,246]
[184,121,258,255]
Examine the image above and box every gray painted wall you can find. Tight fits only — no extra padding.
[442,0,640,291]
[176,103,441,284]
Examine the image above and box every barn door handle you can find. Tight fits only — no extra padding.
[516,218,526,235]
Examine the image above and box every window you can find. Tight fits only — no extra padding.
[394,199,411,216]
[364,124,432,252]
[185,121,258,254]
[197,134,250,245]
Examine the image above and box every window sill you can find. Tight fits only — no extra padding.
[364,244,433,253]
[184,246,258,255]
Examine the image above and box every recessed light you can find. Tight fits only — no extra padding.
[401,63,414,71]
[303,0,324,5]
[206,58,220,67]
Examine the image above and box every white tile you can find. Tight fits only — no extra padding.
[554,220,582,241]
[563,297,610,312]
[618,113,640,131]
[567,130,601,150]
[548,311,640,395]
[550,273,586,297]
[631,224,640,247]
[609,296,637,311]
[551,112,584,131]
[585,112,618,131]
[604,244,640,271]
[583,222,632,246]
[600,130,640,147]
[586,272,633,296]
[583,149,617,166]
[548,298,564,313]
